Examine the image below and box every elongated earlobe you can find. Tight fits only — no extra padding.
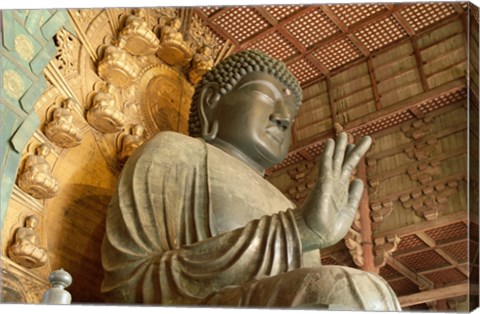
[199,82,221,141]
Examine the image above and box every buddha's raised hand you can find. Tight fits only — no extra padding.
[296,132,372,251]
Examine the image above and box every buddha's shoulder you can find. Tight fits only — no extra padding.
[137,131,205,160]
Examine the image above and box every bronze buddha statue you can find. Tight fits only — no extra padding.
[102,50,401,310]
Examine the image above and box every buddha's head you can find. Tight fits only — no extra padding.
[25,215,39,229]
[36,144,51,158]
[188,50,302,172]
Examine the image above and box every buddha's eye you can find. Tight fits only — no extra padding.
[251,90,274,103]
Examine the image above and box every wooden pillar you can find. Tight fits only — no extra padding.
[357,156,377,273]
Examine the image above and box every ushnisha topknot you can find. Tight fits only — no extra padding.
[188,50,302,137]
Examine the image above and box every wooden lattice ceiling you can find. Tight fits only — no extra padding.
[194,2,468,87]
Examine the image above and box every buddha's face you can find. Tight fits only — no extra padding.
[212,72,297,169]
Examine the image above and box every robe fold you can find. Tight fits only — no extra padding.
[101,131,401,310]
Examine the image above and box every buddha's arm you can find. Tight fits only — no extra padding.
[101,132,303,304]
[103,201,302,304]
[157,208,302,304]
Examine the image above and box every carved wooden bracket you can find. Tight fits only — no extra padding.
[344,228,364,267]
[401,116,438,161]
[374,234,400,269]
[285,161,316,204]
[406,160,441,185]
[399,179,461,220]
[370,200,394,227]
[287,161,315,182]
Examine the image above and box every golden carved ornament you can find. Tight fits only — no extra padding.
[118,124,145,164]
[53,29,78,76]
[17,144,60,199]
[44,98,83,148]
[87,83,127,133]
[14,35,35,61]
[4,70,25,99]
[8,215,48,268]
[156,18,192,66]
[97,45,139,88]
[188,45,214,85]
[118,9,160,56]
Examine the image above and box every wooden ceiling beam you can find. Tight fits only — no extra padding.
[398,282,471,307]
[285,7,398,65]
[255,6,278,26]
[346,78,465,131]
[193,8,240,47]
[306,55,329,76]
[368,148,465,183]
[277,84,466,174]
[326,76,337,126]
[411,37,429,92]
[320,6,347,33]
[376,211,467,239]
[208,7,231,21]
[367,58,381,110]
[237,6,315,51]
[367,121,466,160]
[370,171,465,203]
[298,148,314,162]
[386,255,434,289]
[395,237,468,258]
[347,34,370,57]
[418,262,469,276]
[392,11,416,37]
[416,232,470,277]
[451,3,465,14]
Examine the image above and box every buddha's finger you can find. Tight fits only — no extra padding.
[319,138,334,177]
[341,179,364,219]
[332,132,348,177]
[340,136,372,182]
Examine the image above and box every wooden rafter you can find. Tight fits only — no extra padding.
[398,282,473,307]
[284,7,398,66]
[237,6,315,50]
[416,232,469,277]
[193,8,241,46]
[386,255,434,289]
[367,58,381,110]
[376,211,467,239]
[346,78,465,131]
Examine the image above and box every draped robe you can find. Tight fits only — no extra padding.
[101,132,401,310]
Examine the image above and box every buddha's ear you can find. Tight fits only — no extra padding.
[198,82,221,141]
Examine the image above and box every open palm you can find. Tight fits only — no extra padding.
[299,132,372,250]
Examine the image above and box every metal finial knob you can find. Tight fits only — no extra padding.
[41,269,72,304]
[48,268,72,288]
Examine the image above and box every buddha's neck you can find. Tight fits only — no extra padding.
[209,138,265,176]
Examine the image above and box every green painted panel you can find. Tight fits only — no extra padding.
[20,75,47,113]
[1,57,34,105]
[3,19,42,71]
[25,9,51,35]
[0,105,21,168]
[41,11,68,41]
[10,110,39,153]
[30,40,56,75]
[15,10,29,23]
[2,11,15,50]
[0,148,21,227]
